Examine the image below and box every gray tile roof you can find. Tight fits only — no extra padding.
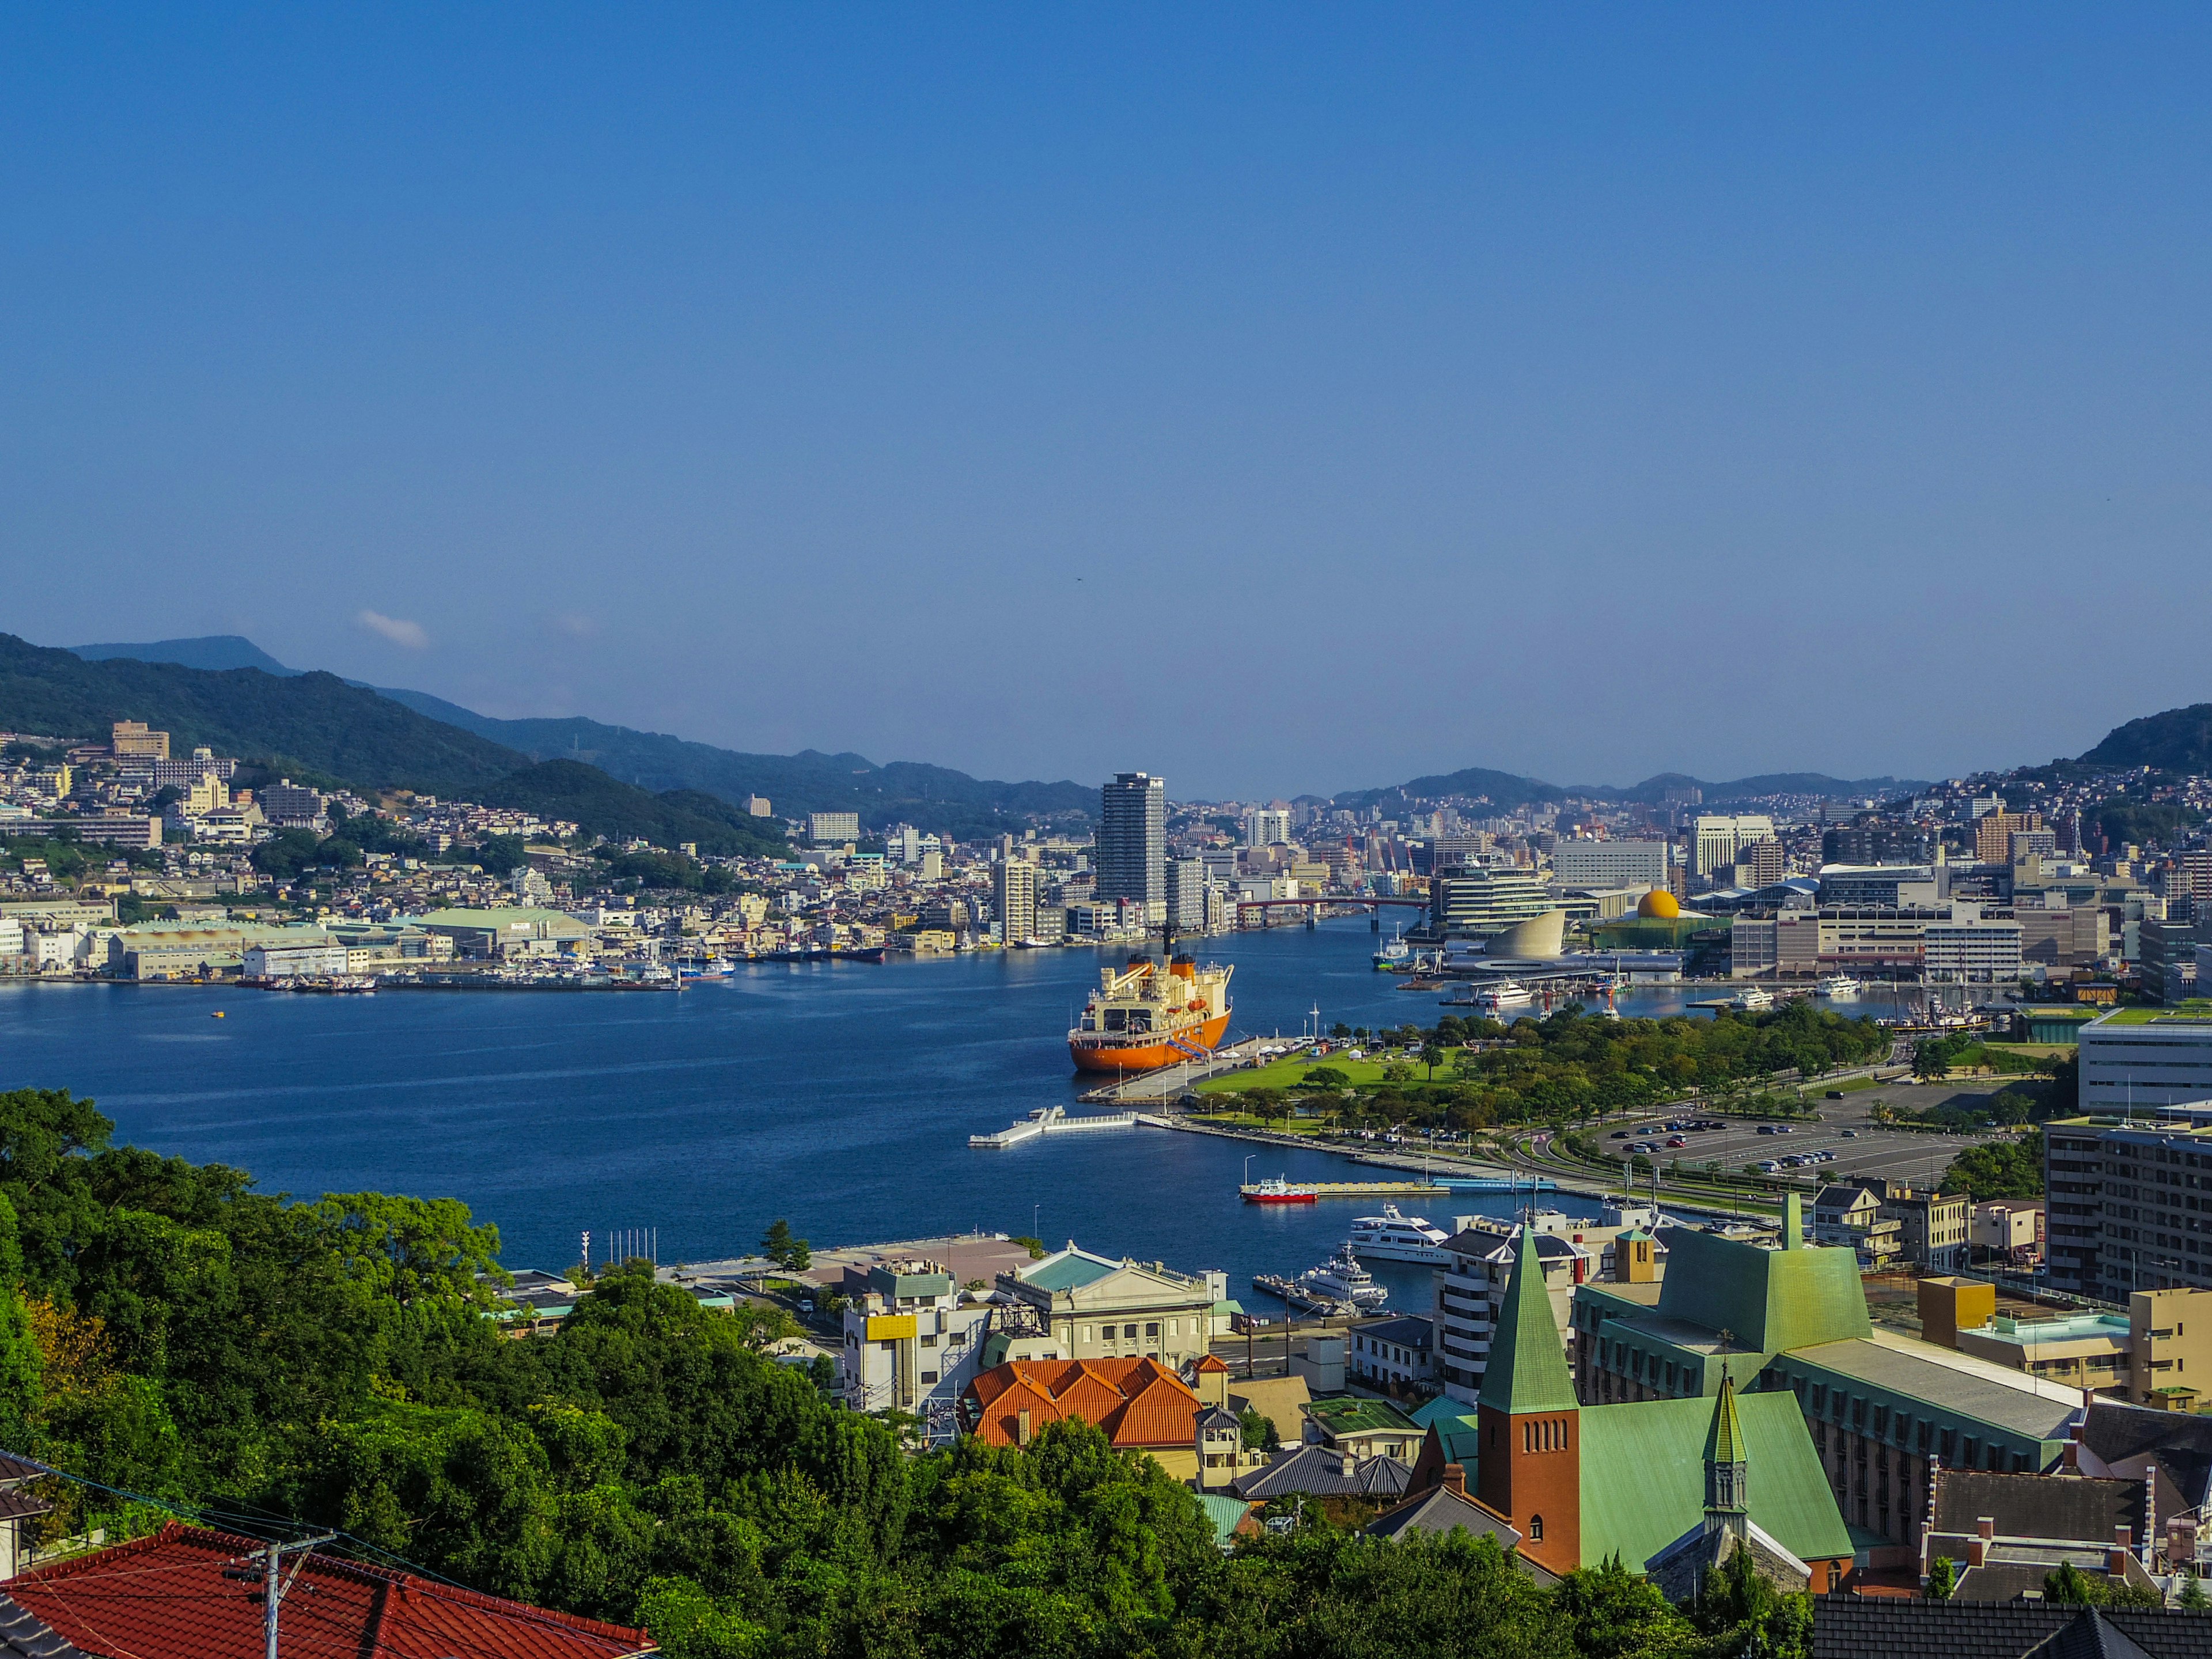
[1933,1469,2146,1547]
[1813,1596,2212,1659]
[0,1597,80,1659]
[1790,1339,2080,1442]
[1231,1444,1412,1502]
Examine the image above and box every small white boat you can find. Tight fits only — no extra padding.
[1730,987,1775,1012]
[1298,1249,1388,1308]
[1817,975,1863,1000]
[1347,1203,1452,1264]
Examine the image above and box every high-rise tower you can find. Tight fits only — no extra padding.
[1098,773,1167,925]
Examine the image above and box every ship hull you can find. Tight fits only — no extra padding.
[1068,1011,1232,1073]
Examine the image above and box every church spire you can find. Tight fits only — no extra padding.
[1478,1225,1579,1415]
[1703,1366,1748,1537]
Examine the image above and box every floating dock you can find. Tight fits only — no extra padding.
[1249,1180,1451,1199]
[969,1105,1139,1149]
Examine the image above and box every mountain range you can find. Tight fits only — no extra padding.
[31,635,2212,835]
[56,635,1096,839]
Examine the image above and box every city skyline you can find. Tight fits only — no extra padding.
[7,9,2212,798]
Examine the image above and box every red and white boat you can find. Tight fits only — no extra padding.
[1240,1177,1317,1205]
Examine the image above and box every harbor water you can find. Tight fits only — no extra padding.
[0,922,1897,1314]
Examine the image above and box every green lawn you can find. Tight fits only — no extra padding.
[1195,1048,1453,1094]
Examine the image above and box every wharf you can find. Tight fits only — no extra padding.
[1243,1180,1450,1199]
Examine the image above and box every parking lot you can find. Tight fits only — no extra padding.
[1601,1080,2015,1192]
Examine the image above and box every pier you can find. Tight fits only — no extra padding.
[969,1105,1142,1148]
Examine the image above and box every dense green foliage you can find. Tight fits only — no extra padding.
[483,762,788,858]
[1938,1130,2046,1200]
[2080,702,2212,777]
[2091,796,2202,849]
[2043,1559,2163,1609]
[1278,1005,1888,1134]
[0,1083,1800,1657]
[0,632,528,797]
[381,696,1096,838]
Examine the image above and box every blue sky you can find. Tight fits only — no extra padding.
[5,7,2209,798]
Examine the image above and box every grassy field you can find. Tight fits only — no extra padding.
[1194,1048,1453,1094]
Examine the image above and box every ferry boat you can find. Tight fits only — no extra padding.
[1241,1177,1318,1205]
[1472,979,1535,1014]
[1730,986,1775,1012]
[1347,1203,1452,1264]
[1298,1250,1388,1308]
[1816,975,1863,1000]
[1068,952,1233,1073]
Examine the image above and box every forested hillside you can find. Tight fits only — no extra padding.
[0,1084,1802,1659]
[0,634,526,797]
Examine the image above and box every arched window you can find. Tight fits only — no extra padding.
[1529,1514,1544,1541]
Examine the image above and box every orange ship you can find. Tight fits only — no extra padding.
[1068,953,1233,1073]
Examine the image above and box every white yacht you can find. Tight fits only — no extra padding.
[1474,979,1535,1014]
[1347,1204,1452,1264]
[1816,975,1863,1000]
[1730,986,1775,1012]
[1298,1249,1389,1308]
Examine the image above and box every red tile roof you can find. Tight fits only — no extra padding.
[965,1357,1199,1450]
[6,1522,654,1658]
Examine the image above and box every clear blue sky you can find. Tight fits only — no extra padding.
[5,7,2209,799]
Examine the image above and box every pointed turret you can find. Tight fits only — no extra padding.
[1478,1226,1579,1415]
[1703,1367,1748,1537]
[1474,1225,1582,1574]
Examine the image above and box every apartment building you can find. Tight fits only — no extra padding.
[1552,839,1669,889]
[2043,1107,2212,1303]
[991,857,1037,945]
[840,1260,995,1426]
[1922,1277,2212,1407]
[1695,815,1777,878]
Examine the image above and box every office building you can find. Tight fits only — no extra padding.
[806,811,861,844]
[1429,866,1557,940]
[1922,911,2025,982]
[2015,903,2109,970]
[1820,824,1937,866]
[2078,1006,2212,1113]
[1818,865,1942,908]
[109,719,169,759]
[1168,856,1206,934]
[1731,839,1788,889]
[1098,773,1167,924]
[259,779,327,827]
[1695,816,1776,877]
[68,813,161,850]
[841,1260,996,1425]
[1553,839,1669,889]
[992,1242,1227,1368]
[243,939,352,979]
[1244,808,1291,848]
[992,858,1037,945]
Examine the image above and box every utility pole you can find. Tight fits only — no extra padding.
[230,1531,336,1659]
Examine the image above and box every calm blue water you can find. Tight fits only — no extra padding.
[0,921,1706,1312]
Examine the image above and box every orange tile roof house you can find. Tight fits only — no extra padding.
[4,1522,656,1658]
[963,1356,1203,1478]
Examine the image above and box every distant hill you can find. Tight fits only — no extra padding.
[2,634,527,797]
[482,761,787,859]
[69,635,302,676]
[2079,703,2212,774]
[68,636,1097,836]
[6,636,789,857]
[1333,763,1922,810]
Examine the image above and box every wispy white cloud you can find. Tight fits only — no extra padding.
[356,609,429,650]
[550,612,597,639]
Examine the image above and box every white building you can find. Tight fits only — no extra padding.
[1245,809,1291,848]
[1922,912,2025,983]
[1168,857,1207,934]
[2080,1006,2212,1113]
[1694,815,1776,878]
[992,858,1037,945]
[806,812,861,844]
[840,1260,996,1437]
[1553,840,1669,890]
[243,940,353,979]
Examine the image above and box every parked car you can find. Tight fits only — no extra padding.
[1666,1136,1688,1148]
[1840,1128,1859,1138]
